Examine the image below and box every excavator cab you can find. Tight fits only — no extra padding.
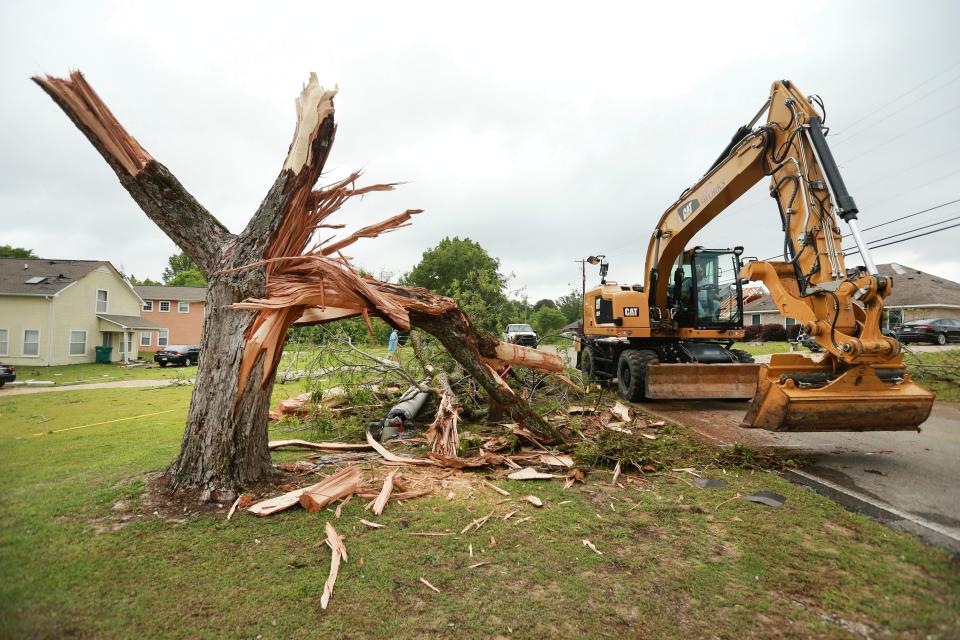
[670,248,744,329]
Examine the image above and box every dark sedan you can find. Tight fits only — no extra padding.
[154,345,201,367]
[0,363,15,387]
[895,318,960,345]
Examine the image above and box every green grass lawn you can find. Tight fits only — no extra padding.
[732,341,800,356]
[904,349,960,403]
[1,384,958,638]
[9,361,189,386]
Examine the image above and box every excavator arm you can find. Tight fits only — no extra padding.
[644,80,933,431]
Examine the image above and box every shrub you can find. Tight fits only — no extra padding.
[786,323,802,341]
[742,324,763,341]
[760,323,788,342]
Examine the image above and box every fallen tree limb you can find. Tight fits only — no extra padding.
[269,439,372,452]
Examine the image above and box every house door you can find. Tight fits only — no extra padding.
[101,332,114,348]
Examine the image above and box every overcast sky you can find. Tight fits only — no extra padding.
[2,1,959,302]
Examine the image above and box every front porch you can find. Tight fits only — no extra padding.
[96,314,164,364]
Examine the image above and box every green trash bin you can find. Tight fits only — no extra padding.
[95,346,112,363]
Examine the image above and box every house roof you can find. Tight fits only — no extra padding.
[97,314,165,330]
[0,258,107,296]
[744,263,960,312]
[134,285,207,302]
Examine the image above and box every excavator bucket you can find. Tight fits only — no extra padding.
[742,353,935,432]
[645,363,760,400]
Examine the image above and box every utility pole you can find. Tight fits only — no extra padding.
[576,255,606,306]
[574,259,588,305]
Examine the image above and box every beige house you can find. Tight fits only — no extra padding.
[0,258,163,366]
[743,263,960,327]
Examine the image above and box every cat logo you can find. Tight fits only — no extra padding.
[678,198,700,221]
[623,307,640,317]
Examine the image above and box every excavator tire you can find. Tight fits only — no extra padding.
[579,347,596,382]
[729,349,755,363]
[617,349,659,401]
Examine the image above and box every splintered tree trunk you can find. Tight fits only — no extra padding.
[166,278,273,498]
[36,70,559,501]
[36,71,337,500]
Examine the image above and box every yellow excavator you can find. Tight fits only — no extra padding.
[576,79,935,432]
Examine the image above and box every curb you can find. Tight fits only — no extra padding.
[783,469,960,555]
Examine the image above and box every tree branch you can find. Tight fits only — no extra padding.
[33,71,232,276]
[234,74,338,266]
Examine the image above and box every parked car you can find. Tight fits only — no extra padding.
[502,323,538,347]
[0,363,16,387]
[895,318,960,345]
[154,345,201,367]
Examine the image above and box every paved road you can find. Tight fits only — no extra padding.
[0,379,181,396]
[637,397,960,550]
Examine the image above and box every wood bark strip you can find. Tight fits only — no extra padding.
[248,483,319,516]
[365,431,439,466]
[321,522,347,610]
[371,470,397,516]
[298,466,362,513]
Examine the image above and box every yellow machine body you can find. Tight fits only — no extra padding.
[579,79,935,432]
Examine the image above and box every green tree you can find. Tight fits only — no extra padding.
[0,245,37,258]
[405,237,504,294]
[531,306,566,337]
[127,274,162,286]
[533,298,556,311]
[405,237,510,334]
[449,269,514,334]
[556,289,583,323]
[162,252,207,286]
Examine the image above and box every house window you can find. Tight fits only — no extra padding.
[158,329,169,347]
[159,300,171,313]
[69,330,87,356]
[178,301,190,313]
[785,317,796,326]
[140,331,152,347]
[96,289,109,313]
[119,333,133,355]
[23,329,40,357]
[885,308,903,328]
[0,329,7,356]
[143,300,153,312]
[751,314,761,325]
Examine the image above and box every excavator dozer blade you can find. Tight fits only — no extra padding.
[645,363,760,400]
[742,354,935,432]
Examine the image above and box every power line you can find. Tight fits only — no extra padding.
[831,72,960,144]
[843,197,960,238]
[829,59,960,136]
[852,144,960,189]
[844,213,960,248]
[839,103,960,164]
[758,197,960,260]
[845,220,960,256]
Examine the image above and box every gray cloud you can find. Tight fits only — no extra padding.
[2,0,958,302]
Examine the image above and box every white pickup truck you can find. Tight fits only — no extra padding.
[502,323,538,347]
